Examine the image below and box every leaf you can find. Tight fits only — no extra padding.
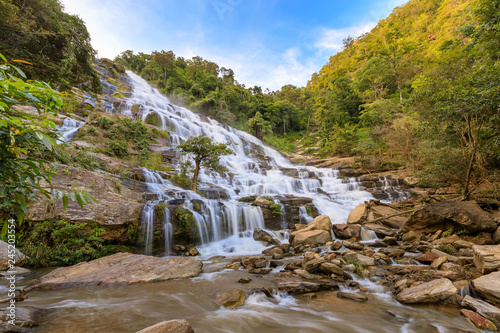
[12,59,32,65]
[0,220,8,239]
[35,132,54,150]
[0,53,6,62]
[76,194,84,208]
[10,65,26,79]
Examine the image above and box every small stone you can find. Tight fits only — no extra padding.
[337,291,368,302]
[295,269,322,280]
[331,241,343,251]
[238,277,252,284]
[416,252,439,263]
[225,262,240,270]
[430,256,448,269]
[214,289,246,309]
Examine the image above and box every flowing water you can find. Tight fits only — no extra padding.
[2,72,480,332]
[57,117,85,142]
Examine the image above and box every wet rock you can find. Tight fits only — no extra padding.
[343,264,355,272]
[402,230,419,242]
[383,236,398,246]
[416,252,439,264]
[343,252,375,266]
[185,248,200,256]
[238,277,252,284]
[342,240,364,250]
[363,223,396,238]
[331,241,343,251]
[249,268,272,274]
[253,228,281,246]
[334,224,361,241]
[214,289,246,309]
[276,281,339,294]
[0,240,28,270]
[404,201,496,235]
[225,262,240,270]
[263,246,284,259]
[0,266,31,277]
[0,306,46,329]
[290,230,331,247]
[472,245,500,274]
[241,256,267,270]
[29,253,202,289]
[302,293,317,299]
[460,309,497,331]
[472,271,500,304]
[462,295,500,327]
[493,227,500,245]
[337,291,368,302]
[396,278,457,304]
[303,255,325,271]
[136,319,195,333]
[430,256,448,269]
[319,263,352,279]
[295,269,322,280]
[379,247,405,259]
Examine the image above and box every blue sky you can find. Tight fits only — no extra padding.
[60,0,407,91]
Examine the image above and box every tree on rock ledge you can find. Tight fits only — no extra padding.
[178,136,234,192]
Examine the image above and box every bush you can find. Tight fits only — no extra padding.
[108,140,129,158]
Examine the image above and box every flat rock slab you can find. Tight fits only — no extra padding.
[337,291,368,302]
[472,271,500,304]
[30,253,202,289]
[462,295,500,327]
[136,319,195,333]
[276,281,339,294]
[396,278,457,304]
[473,245,500,274]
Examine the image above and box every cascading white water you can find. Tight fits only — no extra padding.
[120,70,405,255]
[57,117,85,142]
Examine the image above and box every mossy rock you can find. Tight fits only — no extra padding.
[145,112,163,127]
[238,196,255,203]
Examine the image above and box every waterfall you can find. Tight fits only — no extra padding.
[57,117,85,142]
[120,70,382,255]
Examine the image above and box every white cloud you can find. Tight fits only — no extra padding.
[314,22,377,53]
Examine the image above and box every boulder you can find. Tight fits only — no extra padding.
[396,278,457,304]
[319,263,352,279]
[136,319,195,333]
[0,306,45,329]
[472,272,500,304]
[305,215,332,232]
[332,224,361,239]
[294,269,322,280]
[404,201,496,234]
[347,203,366,224]
[473,245,500,274]
[343,252,375,266]
[342,240,363,250]
[462,295,500,328]
[253,228,280,246]
[29,253,202,289]
[460,309,497,331]
[276,281,339,294]
[214,289,246,309]
[303,257,325,272]
[416,252,439,264]
[337,291,368,302]
[253,196,272,208]
[363,223,395,238]
[0,241,28,270]
[493,226,500,245]
[367,205,408,229]
[291,230,331,247]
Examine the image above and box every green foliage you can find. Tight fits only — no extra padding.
[178,136,234,192]
[154,202,168,221]
[269,203,282,215]
[346,259,365,275]
[248,112,272,140]
[0,55,94,225]
[18,220,111,267]
[108,140,129,158]
[439,243,457,256]
[0,0,101,92]
[173,207,194,231]
[238,196,255,203]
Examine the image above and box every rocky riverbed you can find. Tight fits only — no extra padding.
[2,198,500,333]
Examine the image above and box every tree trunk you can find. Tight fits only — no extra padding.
[191,160,201,192]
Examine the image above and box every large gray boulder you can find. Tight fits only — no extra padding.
[396,278,457,304]
[473,245,500,274]
[404,201,496,234]
[136,319,195,333]
[472,271,500,304]
[29,253,202,289]
[0,240,28,270]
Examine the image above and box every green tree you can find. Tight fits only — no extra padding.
[177,136,234,192]
[248,112,272,140]
[0,54,95,226]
